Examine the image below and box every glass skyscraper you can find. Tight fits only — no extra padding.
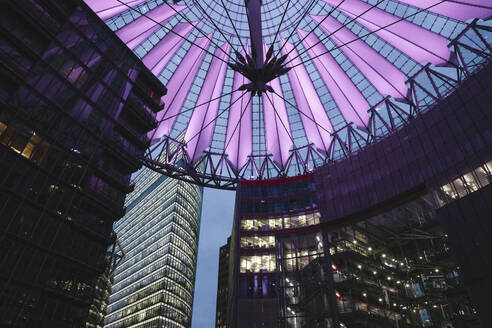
[0,1,166,326]
[104,165,203,328]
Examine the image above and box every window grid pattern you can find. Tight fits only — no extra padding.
[104,165,203,328]
[86,0,492,186]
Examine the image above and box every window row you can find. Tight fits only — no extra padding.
[240,254,276,273]
[240,212,321,231]
[434,160,492,207]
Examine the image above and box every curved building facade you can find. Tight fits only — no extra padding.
[104,166,203,328]
[314,59,492,328]
[0,0,166,326]
[223,61,492,328]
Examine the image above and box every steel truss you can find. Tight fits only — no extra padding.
[142,20,492,190]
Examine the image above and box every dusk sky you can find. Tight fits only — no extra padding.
[191,188,236,327]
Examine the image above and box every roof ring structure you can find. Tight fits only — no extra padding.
[85,0,492,189]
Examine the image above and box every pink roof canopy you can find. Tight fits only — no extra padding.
[84,0,491,184]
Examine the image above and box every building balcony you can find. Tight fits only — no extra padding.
[124,93,158,130]
[115,119,150,149]
[103,131,141,170]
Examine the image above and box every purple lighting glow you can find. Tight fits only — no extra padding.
[397,0,492,22]
[142,23,195,75]
[116,4,186,50]
[281,39,332,153]
[262,77,292,167]
[83,0,491,186]
[226,70,253,170]
[185,43,230,163]
[320,0,451,65]
[85,0,148,20]
[150,35,211,140]
[298,29,369,130]
[262,43,293,168]
[310,15,407,99]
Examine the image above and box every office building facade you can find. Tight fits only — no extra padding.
[230,175,322,328]
[0,0,166,326]
[215,237,231,328]
[104,165,203,328]
[221,61,492,328]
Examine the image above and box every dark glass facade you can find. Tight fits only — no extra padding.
[221,62,492,328]
[315,60,492,327]
[0,0,166,327]
[227,175,322,328]
[216,237,231,328]
[277,196,478,328]
[104,164,203,328]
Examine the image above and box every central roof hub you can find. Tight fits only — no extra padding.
[228,46,292,96]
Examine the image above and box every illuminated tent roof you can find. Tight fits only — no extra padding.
[85,0,492,189]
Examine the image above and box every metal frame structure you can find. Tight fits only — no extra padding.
[276,195,477,328]
[85,0,492,189]
[0,0,166,326]
[143,20,492,189]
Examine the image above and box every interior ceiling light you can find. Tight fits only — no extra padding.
[85,0,492,189]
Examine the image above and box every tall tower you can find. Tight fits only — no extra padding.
[215,237,231,328]
[104,165,203,328]
[0,0,166,326]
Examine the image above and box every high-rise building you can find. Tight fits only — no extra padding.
[227,175,322,328]
[0,0,166,326]
[215,237,231,328]
[104,164,203,328]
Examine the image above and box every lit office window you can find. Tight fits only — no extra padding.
[240,212,320,231]
[434,161,492,207]
[240,236,275,249]
[240,254,276,273]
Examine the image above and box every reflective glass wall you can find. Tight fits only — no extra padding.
[228,175,320,328]
[104,165,203,328]
[0,0,165,326]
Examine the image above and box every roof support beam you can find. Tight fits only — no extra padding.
[281,39,333,153]
[185,43,231,163]
[245,0,264,68]
[116,4,186,50]
[320,0,451,65]
[142,23,195,75]
[397,0,492,22]
[310,15,407,100]
[150,35,211,140]
[298,29,369,130]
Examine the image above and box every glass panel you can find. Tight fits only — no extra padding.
[0,121,7,136]
[240,236,275,249]
[21,134,42,159]
[240,254,276,273]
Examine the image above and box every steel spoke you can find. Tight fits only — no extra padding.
[275,0,318,58]
[264,92,295,146]
[154,0,236,62]
[222,94,253,159]
[186,91,248,144]
[282,0,348,61]
[287,0,453,69]
[191,0,242,59]
[160,89,238,122]
[284,0,384,66]
[219,0,248,55]
[271,0,293,47]
[114,0,230,65]
[272,90,332,136]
